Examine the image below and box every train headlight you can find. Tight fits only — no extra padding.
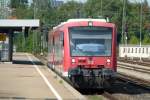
[88,21,93,26]
[72,59,76,63]
[106,59,111,65]
[107,59,110,63]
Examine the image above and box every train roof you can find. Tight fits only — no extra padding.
[53,18,107,30]
[67,19,107,23]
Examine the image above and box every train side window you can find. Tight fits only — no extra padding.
[60,32,64,46]
[53,36,55,46]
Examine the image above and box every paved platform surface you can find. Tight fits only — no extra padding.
[0,53,85,100]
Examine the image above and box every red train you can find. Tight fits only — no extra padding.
[48,19,117,88]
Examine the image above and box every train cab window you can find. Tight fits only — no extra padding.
[69,26,112,56]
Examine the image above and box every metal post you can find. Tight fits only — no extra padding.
[35,31,37,53]
[33,0,37,53]
[124,0,127,46]
[122,0,126,44]
[33,31,35,53]
[140,0,142,46]
[139,0,143,61]
[101,0,103,16]
[40,31,43,55]
[33,0,36,19]
[8,30,13,61]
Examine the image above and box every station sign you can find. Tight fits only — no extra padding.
[0,34,6,41]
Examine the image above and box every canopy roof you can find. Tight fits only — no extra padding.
[0,19,40,33]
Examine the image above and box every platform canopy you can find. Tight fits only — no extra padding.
[0,19,40,33]
[0,19,40,62]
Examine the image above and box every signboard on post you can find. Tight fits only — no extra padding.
[0,34,6,41]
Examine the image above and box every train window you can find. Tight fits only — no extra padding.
[69,26,112,56]
[54,32,64,62]
[53,36,55,46]
[143,48,144,53]
[139,48,141,53]
[135,48,137,53]
[60,32,64,46]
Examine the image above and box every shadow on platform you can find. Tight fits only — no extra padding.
[13,60,44,66]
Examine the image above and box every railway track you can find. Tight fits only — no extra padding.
[79,88,118,100]
[37,55,150,100]
[117,73,150,90]
[118,58,150,67]
[109,75,150,100]
[118,63,150,74]
[85,74,150,100]
[117,60,150,85]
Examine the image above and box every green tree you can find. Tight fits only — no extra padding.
[129,35,139,44]
[53,1,82,25]
[143,34,150,44]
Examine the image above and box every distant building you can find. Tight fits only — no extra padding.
[51,0,64,8]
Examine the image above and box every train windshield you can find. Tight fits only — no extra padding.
[69,26,112,56]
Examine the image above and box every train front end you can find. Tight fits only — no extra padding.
[65,19,117,88]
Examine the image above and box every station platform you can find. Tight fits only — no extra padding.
[0,53,85,100]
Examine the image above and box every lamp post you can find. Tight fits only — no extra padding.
[139,0,143,61]
[122,0,126,45]
[140,0,142,47]
[101,0,103,16]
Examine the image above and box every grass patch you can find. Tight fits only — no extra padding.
[59,80,63,84]
[87,95,103,100]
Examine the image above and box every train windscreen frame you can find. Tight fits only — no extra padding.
[69,26,112,56]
